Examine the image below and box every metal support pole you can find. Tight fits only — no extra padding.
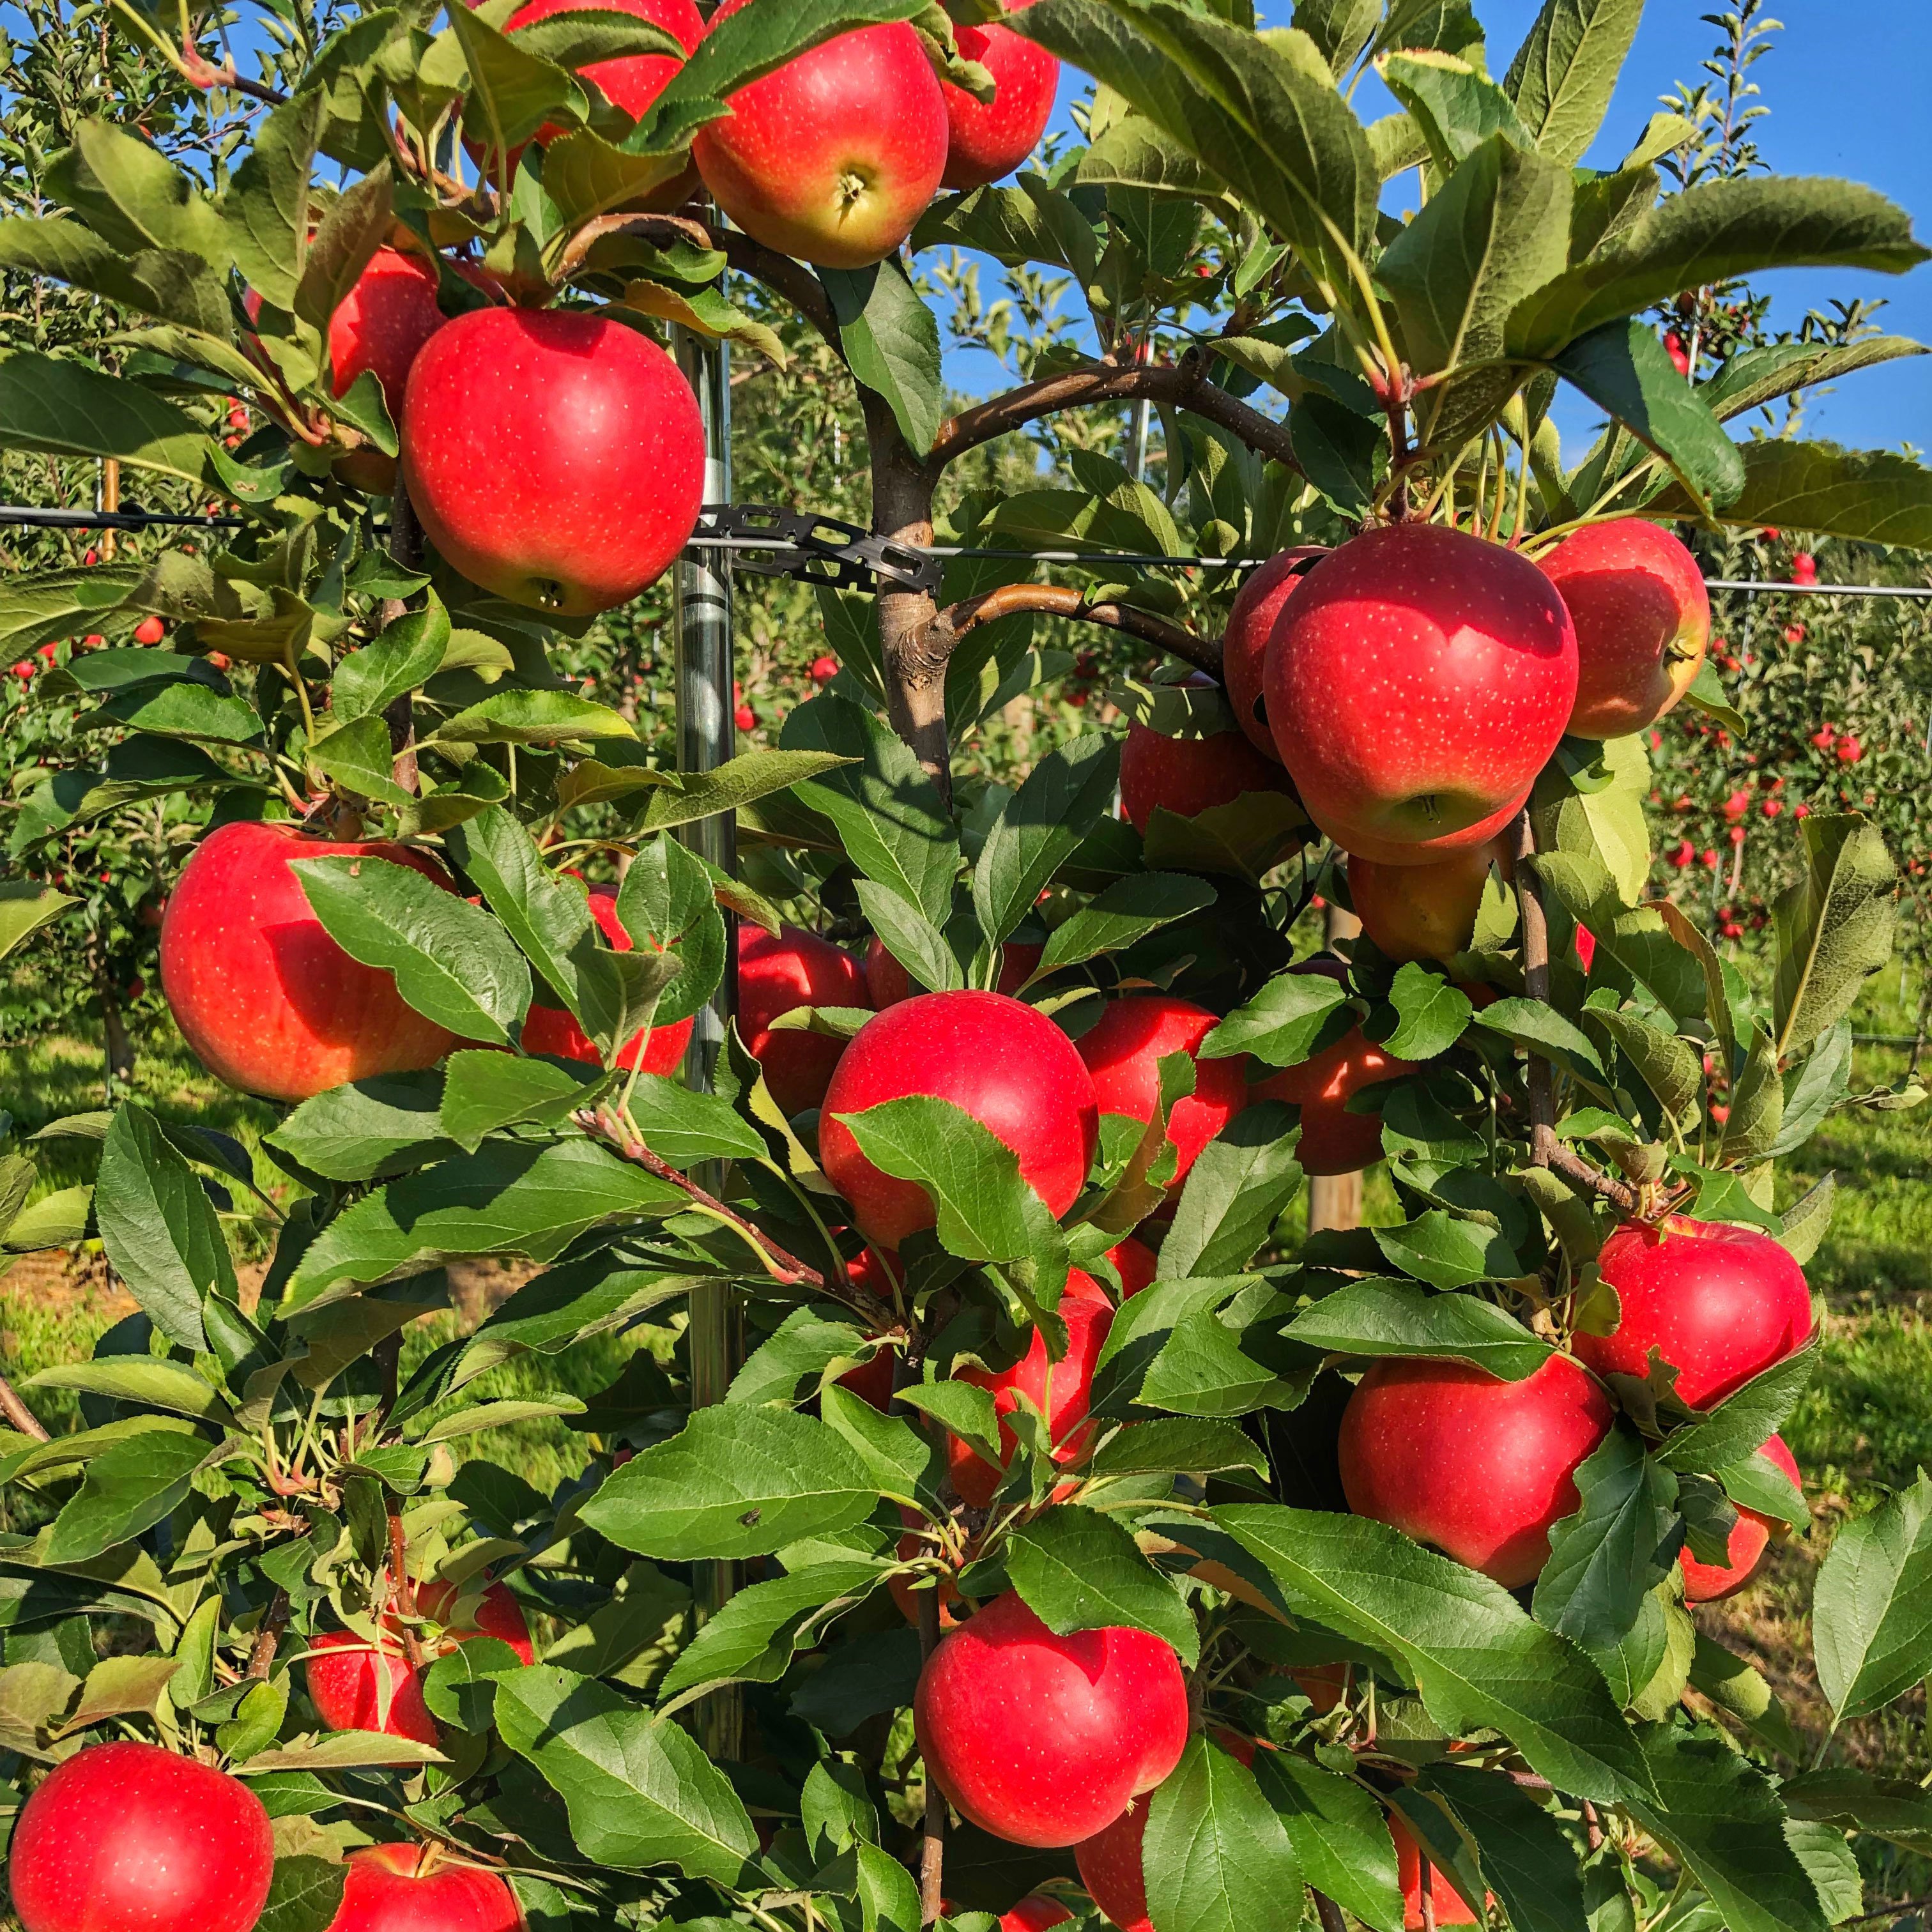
[672,321,743,1759]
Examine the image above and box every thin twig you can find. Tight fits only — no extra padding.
[709,229,839,346]
[1582,1798,1604,1855]
[245,1589,291,1680]
[917,1587,947,1925]
[388,1506,425,1668]
[0,1373,49,1443]
[1312,1895,1347,1932]
[919,581,1221,679]
[382,481,422,795]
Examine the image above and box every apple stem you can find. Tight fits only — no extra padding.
[245,1590,291,1680]
[916,1586,947,1924]
[0,1371,49,1443]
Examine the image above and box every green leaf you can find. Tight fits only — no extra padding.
[616,834,729,1027]
[510,8,689,67]
[237,1733,445,1774]
[1380,51,1535,171]
[581,1405,877,1560]
[1374,1212,1521,1291]
[268,1072,447,1183]
[443,0,589,150]
[1689,1631,1804,1758]
[896,1381,1004,1471]
[1813,1469,1932,1724]
[1007,1504,1199,1664]
[655,1561,889,1700]
[1582,1006,1701,1124]
[1203,974,1352,1069]
[1217,1505,1655,1805]
[88,678,263,746]
[1252,1752,1402,1932]
[1648,439,1932,546]
[1499,0,1642,164]
[1285,1277,1552,1379]
[223,93,324,309]
[1784,1768,1932,1859]
[855,882,963,995]
[309,716,410,806]
[284,1138,680,1311]
[1551,321,1744,513]
[0,220,231,335]
[1087,1418,1267,1480]
[1531,731,1651,905]
[296,164,394,342]
[26,1357,228,1422]
[331,595,451,723]
[1288,390,1381,517]
[1162,1105,1303,1278]
[1473,995,1606,1086]
[1657,1343,1817,1474]
[1291,0,1381,75]
[824,260,943,459]
[254,1856,347,1932]
[437,1052,597,1151]
[541,127,700,229]
[1013,0,1376,291]
[821,1384,942,1506]
[0,351,206,482]
[622,1075,766,1167]
[1140,1310,1300,1419]
[636,749,855,832]
[831,1095,1062,1264]
[1771,814,1896,1061]
[52,121,229,261]
[1767,1022,1852,1160]
[436,689,638,746]
[1379,965,1473,1060]
[93,1101,235,1350]
[493,1664,760,1884]
[293,854,528,1046]
[43,1428,226,1565]
[1143,1736,1302,1932]
[974,734,1121,946]
[1419,1762,1589,1932]
[1032,872,1216,981]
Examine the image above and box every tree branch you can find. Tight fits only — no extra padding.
[928,347,1302,479]
[921,581,1222,679]
[382,480,422,795]
[709,228,839,349]
[245,1589,291,1680]
[0,1372,49,1443]
[917,1587,947,1925]
[1312,1896,1348,1932]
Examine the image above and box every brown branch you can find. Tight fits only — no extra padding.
[0,1372,49,1443]
[928,347,1301,479]
[917,1587,947,1925]
[1311,1896,1347,1932]
[1582,1798,1604,1855]
[245,1589,291,1680]
[388,1506,425,1667]
[216,65,288,106]
[921,581,1222,680]
[382,482,422,795]
[710,227,839,347]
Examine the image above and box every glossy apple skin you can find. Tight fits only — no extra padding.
[834,1248,901,1410]
[1119,714,1297,834]
[1254,1026,1418,1176]
[161,821,457,1102]
[520,884,693,1075]
[402,307,703,617]
[1073,995,1247,1188]
[8,1741,274,1932]
[329,248,445,404]
[1221,547,1326,762]
[1000,1899,1072,1932]
[692,1,947,268]
[328,1843,523,1932]
[1680,1433,1801,1602]
[947,1270,1112,1508]
[1347,837,1510,965]
[1538,518,1710,739]
[1108,1235,1157,1298]
[1266,524,1577,864]
[864,933,1042,1007]
[1392,1816,1481,1929]
[1575,1217,1815,1410]
[1338,1354,1614,1587]
[820,990,1100,1247]
[1076,1797,1153,1932]
[939,4,1058,192]
[914,1590,1188,1848]
[739,923,870,1116]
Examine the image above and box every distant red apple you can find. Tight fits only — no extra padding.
[1338,1353,1614,1587]
[939,1,1058,192]
[691,1,948,268]
[325,1842,521,1932]
[1347,838,1510,965]
[402,307,703,616]
[864,933,1042,1007]
[820,990,1100,1247]
[160,821,458,1102]
[1575,1218,1814,1409]
[132,614,167,645]
[1119,676,1300,834]
[1073,995,1247,1188]
[7,1742,274,1932]
[1392,1816,1482,1929]
[520,883,694,1075]
[1266,524,1576,864]
[1680,1433,1801,1602]
[1538,519,1710,739]
[915,1590,1188,1847]
[738,923,870,1116]
[946,1269,1112,1507]
[1220,547,1324,762]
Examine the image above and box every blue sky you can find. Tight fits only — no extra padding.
[948,0,1931,457]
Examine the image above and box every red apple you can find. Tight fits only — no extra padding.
[329,247,445,406]
[1073,995,1247,1188]
[946,1269,1112,1508]
[1680,1433,1801,1602]
[691,0,947,269]
[132,614,167,645]
[160,820,458,1102]
[834,1248,902,1410]
[1575,1217,1814,1410]
[1119,675,1300,834]
[499,0,705,204]
[7,1741,274,1932]
[739,922,870,1116]
[1001,1899,1073,1932]
[1266,525,1577,864]
[914,1590,1188,1847]
[864,933,1043,1007]
[1251,983,1417,1176]
[325,1843,522,1932]
[1108,1236,1157,1298]
[939,1,1058,192]
[1076,1797,1153,1932]
[1220,547,1325,762]
[1538,519,1710,739]
[1392,1816,1482,1930]
[1347,837,1510,965]
[521,883,694,1075]
[1338,1353,1614,1587]
[820,990,1100,1247]
[402,306,703,616]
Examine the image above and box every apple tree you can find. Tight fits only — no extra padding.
[1,1,1931,1930]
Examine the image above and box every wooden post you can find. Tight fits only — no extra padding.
[1307,897,1363,1234]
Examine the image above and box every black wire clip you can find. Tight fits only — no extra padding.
[686,503,943,596]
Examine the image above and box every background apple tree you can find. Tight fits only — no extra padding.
[1,1,1931,1930]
